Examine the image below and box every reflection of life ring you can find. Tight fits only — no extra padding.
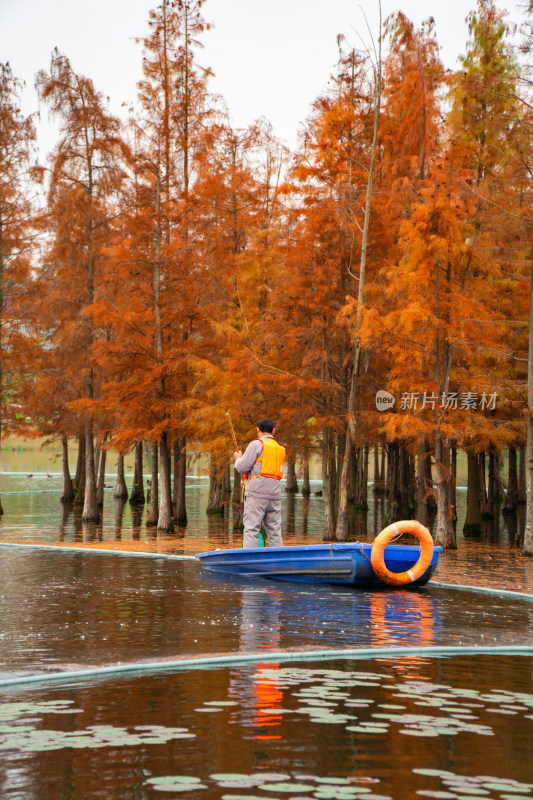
[371,520,434,587]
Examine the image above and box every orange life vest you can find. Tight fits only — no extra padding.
[255,436,286,480]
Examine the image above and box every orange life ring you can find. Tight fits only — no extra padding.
[371,520,434,586]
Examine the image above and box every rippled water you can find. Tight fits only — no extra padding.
[1,547,532,679]
[0,468,532,798]
[0,656,532,799]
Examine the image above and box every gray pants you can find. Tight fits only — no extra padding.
[243,495,283,548]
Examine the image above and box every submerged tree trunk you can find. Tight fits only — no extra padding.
[479,451,488,515]
[232,467,241,504]
[61,436,74,504]
[373,444,385,494]
[519,444,527,504]
[82,416,99,522]
[73,433,85,504]
[504,445,518,513]
[353,445,369,508]
[114,453,128,499]
[486,447,496,518]
[388,443,410,521]
[434,436,456,549]
[285,456,298,493]
[96,444,107,507]
[416,438,431,526]
[146,442,159,526]
[207,456,226,515]
[464,451,482,533]
[232,467,244,529]
[302,462,311,495]
[322,428,336,540]
[399,444,411,517]
[158,432,173,531]
[130,441,145,505]
[173,436,188,526]
[449,444,457,524]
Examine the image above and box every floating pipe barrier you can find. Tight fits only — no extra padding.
[0,542,197,560]
[0,644,532,692]
[429,580,533,603]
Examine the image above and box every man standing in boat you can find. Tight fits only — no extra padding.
[233,418,286,548]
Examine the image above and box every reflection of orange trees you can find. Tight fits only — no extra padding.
[369,591,435,649]
[254,663,283,741]
[383,655,433,685]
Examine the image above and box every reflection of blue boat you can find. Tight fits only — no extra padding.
[195,542,442,588]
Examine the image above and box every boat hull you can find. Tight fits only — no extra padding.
[195,542,442,588]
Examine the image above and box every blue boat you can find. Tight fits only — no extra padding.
[195,541,443,588]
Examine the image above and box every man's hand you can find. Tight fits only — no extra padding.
[233,450,242,461]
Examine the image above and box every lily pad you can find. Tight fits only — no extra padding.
[258,783,315,793]
[413,767,455,778]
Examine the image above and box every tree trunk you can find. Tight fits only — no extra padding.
[479,451,488,515]
[96,444,107,506]
[504,445,518,512]
[388,443,410,520]
[493,448,506,501]
[60,436,74,504]
[519,444,527,503]
[353,445,369,509]
[302,462,311,495]
[380,446,386,493]
[449,444,457,524]
[158,432,173,530]
[322,428,336,540]
[73,433,85,504]
[94,445,101,488]
[464,451,482,533]
[81,415,99,522]
[146,442,159,526]
[334,28,382,540]
[523,256,533,556]
[207,456,226,515]
[361,444,369,508]
[224,465,231,497]
[114,453,128,499]
[435,435,456,549]
[130,441,145,505]
[285,456,298,492]
[348,444,358,503]
[174,436,188,526]
[399,444,411,517]
[373,444,385,493]
[232,467,241,504]
[487,447,496,517]
[232,467,244,530]
[425,444,437,512]
[416,438,430,526]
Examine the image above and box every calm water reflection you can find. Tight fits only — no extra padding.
[1,548,533,679]
[0,656,532,800]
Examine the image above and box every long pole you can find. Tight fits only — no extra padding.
[226,412,239,453]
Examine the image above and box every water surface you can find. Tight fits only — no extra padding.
[0,655,532,800]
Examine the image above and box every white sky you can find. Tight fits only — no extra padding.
[0,0,526,157]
